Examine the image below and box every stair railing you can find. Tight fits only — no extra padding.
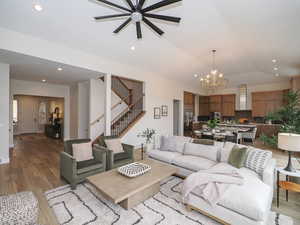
[111,95,144,136]
[90,94,132,126]
[112,76,132,105]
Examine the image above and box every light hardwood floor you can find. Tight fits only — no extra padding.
[0,134,299,225]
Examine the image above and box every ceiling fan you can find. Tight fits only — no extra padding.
[93,0,182,39]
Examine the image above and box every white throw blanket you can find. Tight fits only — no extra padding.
[182,163,244,206]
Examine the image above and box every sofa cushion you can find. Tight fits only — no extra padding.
[172,155,217,171]
[184,142,219,161]
[244,147,272,176]
[173,136,192,153]
[77,159,103,175]
[160,136,192,153]
[147,149,181,164]
[160,136,176,151]
[218,166,271,221]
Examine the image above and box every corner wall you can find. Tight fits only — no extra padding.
[0,63,10,164]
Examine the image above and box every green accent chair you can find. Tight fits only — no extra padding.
[60,139,107,189]
[96,136,134,170]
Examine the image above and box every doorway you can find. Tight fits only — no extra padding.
[173,99,180,136]
[13,95,65,139]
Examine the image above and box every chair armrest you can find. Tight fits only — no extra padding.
[94,144,114,168]
[122,143,134,159]
[93,148,107,170]
[60,152,77,180]
[263,158,276,188]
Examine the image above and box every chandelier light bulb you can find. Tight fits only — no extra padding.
[206,74,210,78]
[219,73,223,78]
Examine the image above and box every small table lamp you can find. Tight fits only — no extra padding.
[278,133,300,172]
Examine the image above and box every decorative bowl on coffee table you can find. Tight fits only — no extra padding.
[118,162,151,178]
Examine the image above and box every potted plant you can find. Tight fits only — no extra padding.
[137,128,156,151]
[207,119,219,133]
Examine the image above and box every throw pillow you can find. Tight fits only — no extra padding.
[183,142,219,161]
[104,138,124,154]
[193,139,214,145]
[173,136,193,153]
[72,142,94,162]
[244,148,272,176]
[228,145,248,168]
[160,136,176,151]
[220,142,247,162]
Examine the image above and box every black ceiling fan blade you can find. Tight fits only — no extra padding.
[94,13,131,20]
[125,0,136,10]
[137,0,146,10]
[143,17,164,36]
[144,13,181,23]
[95,0,132,12]
[136,22,142,39]
[142,0,182,13]
[113,18,132,33]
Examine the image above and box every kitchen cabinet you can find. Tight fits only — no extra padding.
[209,95,222,112]
[221,94,235,116]
[184,91,195,114]
[252,90,288,117]
[199,96,210,116]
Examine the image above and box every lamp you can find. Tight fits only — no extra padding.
[278,133,300,172]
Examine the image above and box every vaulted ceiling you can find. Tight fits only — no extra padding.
[0,0,299,87]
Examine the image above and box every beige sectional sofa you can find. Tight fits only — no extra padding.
[147,135,276,225]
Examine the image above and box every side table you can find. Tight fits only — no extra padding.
[276,167,300,207]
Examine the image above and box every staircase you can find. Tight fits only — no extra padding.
[91,76,145,139]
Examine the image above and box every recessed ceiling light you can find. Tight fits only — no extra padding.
[42,79,46,82]
[274,67,278,71]
[33,4,43,11]
[272,59,277,63]
[57,67,63,71]
[194,74,198,78]
[131,46,135,51]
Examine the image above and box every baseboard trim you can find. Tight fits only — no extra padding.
[0,157,10,165]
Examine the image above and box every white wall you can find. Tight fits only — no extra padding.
[213,81,291,110]
[78,81,90,139]
[89,79,128,140]
[0,63,10,164]
[10,79,70,141]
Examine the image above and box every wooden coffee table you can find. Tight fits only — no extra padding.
[87,159,178,210]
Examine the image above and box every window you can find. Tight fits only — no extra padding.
[13,99,18,123]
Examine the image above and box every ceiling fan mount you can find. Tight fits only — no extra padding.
[93,0,182,39]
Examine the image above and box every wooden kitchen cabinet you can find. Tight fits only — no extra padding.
[209,95,222,112]
[252,90,288,117]
[199,96,210,116]
[222,94,235,116]
[184,91,195,114]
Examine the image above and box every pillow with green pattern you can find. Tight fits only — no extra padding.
[228,145,248,168]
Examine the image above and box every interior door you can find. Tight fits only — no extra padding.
[17,96,39,134]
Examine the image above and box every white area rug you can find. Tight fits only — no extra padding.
[45,176,293,225]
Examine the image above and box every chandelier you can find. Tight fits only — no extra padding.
[200,50,228,91]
